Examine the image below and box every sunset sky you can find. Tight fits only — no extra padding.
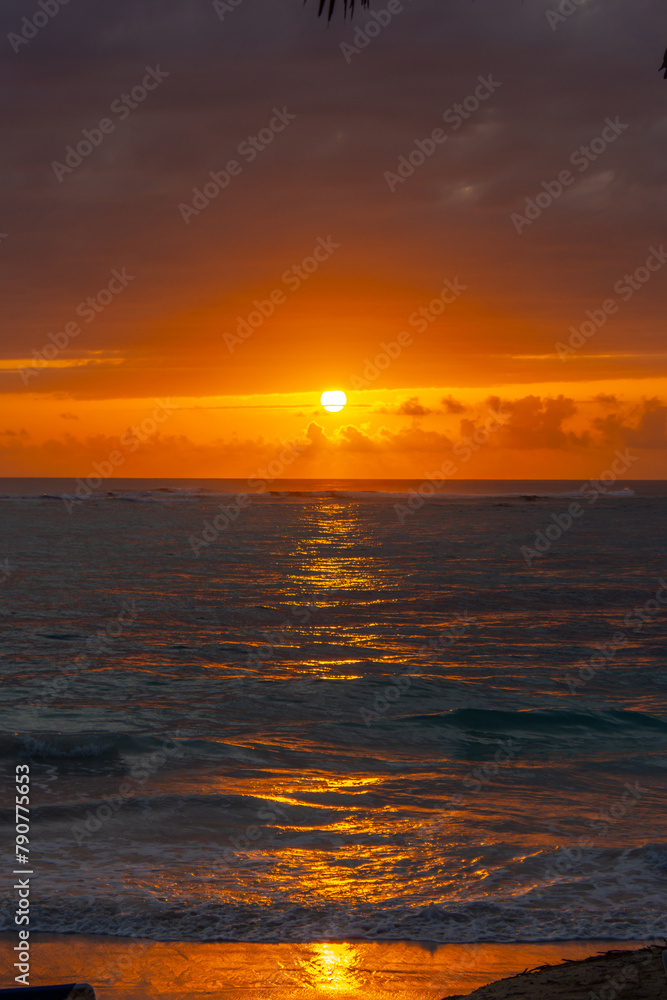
[2,0,666,478]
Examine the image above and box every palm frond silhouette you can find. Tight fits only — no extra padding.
[311,1,667,79]
[312,0,370,20]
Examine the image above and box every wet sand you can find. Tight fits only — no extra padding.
[447,944,667,999]
[0,935,652,999]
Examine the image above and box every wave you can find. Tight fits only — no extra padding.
[0,487,638,503]
[11,845,667,941]
[10,900,666,944]
[4,708,665,764]
[0,731,183,760]
[399,708,667,736]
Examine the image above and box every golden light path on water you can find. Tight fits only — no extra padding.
[158,498,575,917]
[291,503,383,595]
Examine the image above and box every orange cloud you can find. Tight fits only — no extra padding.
[376,396,434,416]
[441,395,467,414]
[593,398,667,450]
[0,390,664,480]
[483,394,590,450]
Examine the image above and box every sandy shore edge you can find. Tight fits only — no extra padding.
[1,935,661,998]
[443,945,666,999]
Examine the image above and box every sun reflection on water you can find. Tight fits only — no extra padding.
[290,503,387,596]
[299,942,364,993]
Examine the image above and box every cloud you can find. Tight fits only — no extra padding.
[484,394,590,450]
[594,394,619,408]
[59,412,79,420]
[593,398,667,450]
[441,395,466,414]
[0,394,664,479]
[306,421,452,454]
[0,421,458,478]
[0,431,310,478]
[377,396,433,416]
[384,425,453,452]
[397,397,432,416]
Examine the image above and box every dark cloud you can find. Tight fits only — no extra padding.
[305,420,451,454]
[378,396,432,416]
[593,397,667,449]
[476,394,590,450]
[397,397,431,416]
[595,393,619,407]
[441,395,466,414]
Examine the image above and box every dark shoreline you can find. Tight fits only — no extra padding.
[445,945,667,999]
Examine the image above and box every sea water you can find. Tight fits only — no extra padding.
[0,479,666,944]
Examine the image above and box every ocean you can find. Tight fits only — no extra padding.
[1,479,666,946]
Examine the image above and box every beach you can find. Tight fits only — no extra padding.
[0,935,655,999]
[447,945,667,1000]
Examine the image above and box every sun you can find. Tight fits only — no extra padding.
[320,390,347,413]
